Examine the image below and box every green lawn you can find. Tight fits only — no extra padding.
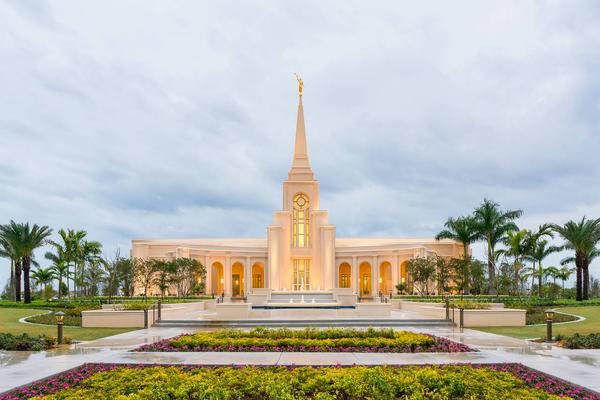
[0,308,135,341]
[476,306,600,339]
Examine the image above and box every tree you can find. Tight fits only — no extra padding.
[30,267,55,299]
[0,221,52,303]
[78,239,102,296]
[524,224,555,298]
[406,256,437,295]
[435,216,479,261]
[472,199,523,295]
[497,229,530,294]
[153,260,177,297]
[555,266,575,297]
[433,256,453,295]
[83,258,105,297]
[134,258,158,297]
[45,247,70,300]
[552,217,600,301]
[171,258,205,296]
[527,239,560,297]
[0,235,20,301]
[48,229,84,298]
[102,250,122,302]
[117,258,135,297]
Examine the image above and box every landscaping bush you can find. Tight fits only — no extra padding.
[450,301,489,309]
[2,363,596,400]
[134,328,473,353]
[0,333,60,351]
[560,333,600,349]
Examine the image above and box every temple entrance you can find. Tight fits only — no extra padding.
[252,262,265,289]
[211,262,224,295]
[359,262,372,296]
[232,262,244,297]
[379,261,392,295]
[338,262,351,288]
[292,259,310,291]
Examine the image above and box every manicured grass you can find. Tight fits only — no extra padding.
[476,306,600,339]
[0,308,135,341]
[3,363,596,400]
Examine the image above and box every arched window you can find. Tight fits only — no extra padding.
[292,194,310,248]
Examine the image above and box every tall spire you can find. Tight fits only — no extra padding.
[288,75,314,181]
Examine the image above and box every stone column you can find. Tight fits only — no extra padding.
[372,256,379,296]
[205,255,212,295]
[224,256,232,299]
[245,256,252,296]
[351,256,357,294]
[392,255,400,294]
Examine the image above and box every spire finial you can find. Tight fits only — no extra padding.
[294,73,304,99]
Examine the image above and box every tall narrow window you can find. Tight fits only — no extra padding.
[292,194,310,248]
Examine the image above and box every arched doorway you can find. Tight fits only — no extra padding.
[338,262,351,288]
[231,262,244,297]
[211,262,224,295]
[379,261,392,295]
[252,262,265,289]
[400,260,410,294]
[359,262,372,296]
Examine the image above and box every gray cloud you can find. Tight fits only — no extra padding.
[1,1,600,285]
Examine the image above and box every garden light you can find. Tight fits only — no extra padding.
[55,311,65,345]
[545,310,555,343]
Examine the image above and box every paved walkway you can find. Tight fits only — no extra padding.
[1,326,599,394]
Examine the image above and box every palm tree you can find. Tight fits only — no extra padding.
[497,229,529,294]
[49,229,91,298]
[0,221,53,303]
[435,216,478,260]
[78,240,102,296]
[473,199,523,294]
[45,248,70,300]
[525,224,555,298]
[0,236,19,301]
[551,217,600,301]
[556,266,575,297]
[30,267,55,299]
[526,239,560,297]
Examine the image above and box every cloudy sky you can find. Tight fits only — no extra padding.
[1,1,599,287]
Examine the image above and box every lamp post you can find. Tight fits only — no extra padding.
[444,295,450,321]
[545,310,555,343]
[55,311,65,345]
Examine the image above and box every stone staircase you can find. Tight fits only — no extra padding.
[154,318,453,328]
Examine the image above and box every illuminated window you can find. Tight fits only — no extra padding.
[292,258,311,291]
[252,274,263,288]
[292,194,310,248]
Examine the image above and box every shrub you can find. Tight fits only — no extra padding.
[561,333,600,349]
[0,333,65,351]
[450,301,489,309]
[5,363,594,400]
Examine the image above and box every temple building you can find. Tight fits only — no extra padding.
[131,81,463,303]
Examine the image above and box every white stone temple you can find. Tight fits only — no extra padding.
[131,81,462,304]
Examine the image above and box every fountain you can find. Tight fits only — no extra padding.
[312,298,316,303]
[301,295,305,303]
[289,298,293,303]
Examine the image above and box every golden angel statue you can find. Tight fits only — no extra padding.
[294,73,304,96]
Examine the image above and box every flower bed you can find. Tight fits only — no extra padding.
[1,363,597,400]
[133,327,474,353]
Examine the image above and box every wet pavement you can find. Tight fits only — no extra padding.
[1,325,599,394]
